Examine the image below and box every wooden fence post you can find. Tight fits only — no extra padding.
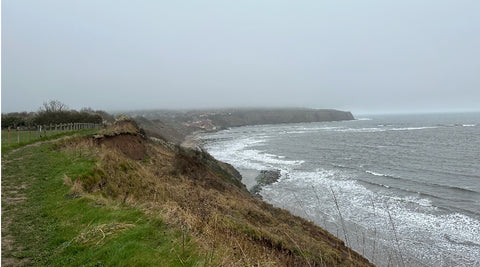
[2,122,101,146]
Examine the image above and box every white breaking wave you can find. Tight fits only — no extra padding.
[366,170,389,177]
[333,126,438,133]
[201,119,480,266]
[335,127,386,133]
[260,169,480,266]
[205,136,303,170]
[284,126,342,135]
[390,126,438,131]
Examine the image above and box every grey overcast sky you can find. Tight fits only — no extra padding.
[2,0,480,114]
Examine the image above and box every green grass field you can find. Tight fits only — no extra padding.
[1,128,77,146]
[2,132,201,266]
[2,129,40,146]
[1,129,92,154]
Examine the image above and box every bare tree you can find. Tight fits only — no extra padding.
[40,100,69,113]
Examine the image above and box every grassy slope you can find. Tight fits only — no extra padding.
[2,131,201,266]
[2,123,373,266]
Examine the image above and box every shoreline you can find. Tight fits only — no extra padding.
[194,117,480,267]
[236,168,261,190]
[177,118,360,195]
[180,130,260,190]
[182,130,279,195]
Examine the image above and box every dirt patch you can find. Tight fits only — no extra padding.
[97,134,147,160]
[1,172,30,266]
[1,235,29,266]
[3,197,27,204]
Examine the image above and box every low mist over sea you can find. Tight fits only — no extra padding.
[200,112,480,266]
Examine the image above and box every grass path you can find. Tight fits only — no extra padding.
[2,135,76,265]
[2,146,35,265]
[1,132,200,266]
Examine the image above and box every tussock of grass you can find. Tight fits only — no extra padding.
[73,222,136,245]
[98,117,142,137]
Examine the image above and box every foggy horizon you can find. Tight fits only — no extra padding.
[2,1,480,114]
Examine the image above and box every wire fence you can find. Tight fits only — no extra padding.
[2,123,101,148]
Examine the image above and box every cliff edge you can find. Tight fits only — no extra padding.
[71,118,372,266]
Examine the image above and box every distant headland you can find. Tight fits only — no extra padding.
[127,108,355,144]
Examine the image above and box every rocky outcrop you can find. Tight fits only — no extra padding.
[250,169,282,198]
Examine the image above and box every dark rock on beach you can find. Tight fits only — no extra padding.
[250,169,282,198]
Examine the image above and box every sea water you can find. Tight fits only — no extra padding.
[199,112,480,267]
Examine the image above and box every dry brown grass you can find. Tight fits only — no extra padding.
[74,223,136,245]
[66,121,374,266]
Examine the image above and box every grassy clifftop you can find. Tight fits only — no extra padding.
[2,119,372,266]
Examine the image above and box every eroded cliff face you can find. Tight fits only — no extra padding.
[207,109,354,128]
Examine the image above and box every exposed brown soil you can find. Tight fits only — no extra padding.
[96,134,147,160]
[1,236,29,266]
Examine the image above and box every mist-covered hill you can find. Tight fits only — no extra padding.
[128,108,354,143]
